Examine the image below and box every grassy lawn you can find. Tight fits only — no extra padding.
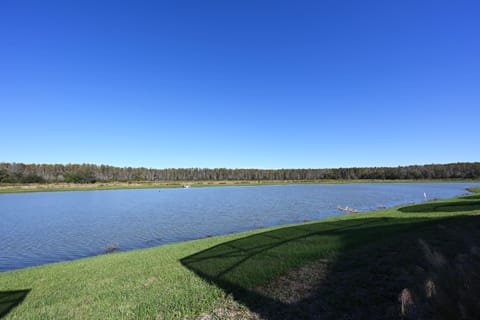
[1,188,479,319]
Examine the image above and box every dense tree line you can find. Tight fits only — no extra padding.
[0,162,479,184]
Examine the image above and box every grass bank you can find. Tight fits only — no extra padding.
[0,179,476,194]
[1,188,479,319]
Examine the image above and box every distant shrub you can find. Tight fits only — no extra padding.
[0,169,12,183]
[19,174,45,183]
[0,170,44,183]
[64,171,96,183]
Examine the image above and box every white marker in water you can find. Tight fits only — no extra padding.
[423,192,427,200]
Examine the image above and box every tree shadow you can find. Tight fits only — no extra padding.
[0,290,30,319]
[181,215,480,319]
[399,200,480,213]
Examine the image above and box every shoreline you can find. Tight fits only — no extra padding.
[2,185,478,273]
[1,188,479,319]
[0,178,478,194]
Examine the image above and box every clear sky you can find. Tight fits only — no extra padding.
[1,1,479,169]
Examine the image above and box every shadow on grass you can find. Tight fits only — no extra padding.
[399,199,480,213]
[0,290,30,319]
[182,215,480,319]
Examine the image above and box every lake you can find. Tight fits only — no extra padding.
[0,182,478,272]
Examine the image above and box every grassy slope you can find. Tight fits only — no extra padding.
[0,188,479,319]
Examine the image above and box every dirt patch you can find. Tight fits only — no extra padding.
[255,259,331,304]
[195,303,261,320]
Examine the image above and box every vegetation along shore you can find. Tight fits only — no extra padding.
[0,179,478,194]
[1,161,479,194]
[1,162,479,184]
[1,187,479,319]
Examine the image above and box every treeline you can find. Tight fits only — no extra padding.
[0,162,479,184]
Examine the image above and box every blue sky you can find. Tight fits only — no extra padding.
[1,1,479,169]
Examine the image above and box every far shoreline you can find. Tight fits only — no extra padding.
[0,179,478,194]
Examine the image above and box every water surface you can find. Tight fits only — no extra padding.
[0,182,478,272]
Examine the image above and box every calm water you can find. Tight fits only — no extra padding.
[1,182,478,272]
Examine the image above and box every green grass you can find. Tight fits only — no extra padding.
[1,188,479,319]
